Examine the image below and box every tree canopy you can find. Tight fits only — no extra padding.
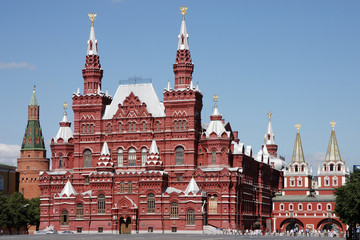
[0,193,40,234]
[334,170,360,226]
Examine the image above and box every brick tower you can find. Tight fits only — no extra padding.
[17,86,49,199]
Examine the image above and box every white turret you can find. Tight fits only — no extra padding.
[54,102,73,143]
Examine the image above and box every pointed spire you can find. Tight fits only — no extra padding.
[195,81,199,91]
[167,80,171,91]
[291,123,305,163]
[87,11,98,55]
[178,5,189,50]
[61,102,69,123]
[266,111,275,144]
[60,180,77,197]
[189,80,193,89]
[325,120,342,162]
[29,85,38,106]
[184,177,199,195]
[76,87,80,96]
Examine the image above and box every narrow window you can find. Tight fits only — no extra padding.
[143,122,146,131]
[147,193,155,213]
[170,202,179,218]
[118,149,123,167]
[98,194,105,213]
[330,164,334,171]
[87,125,90,134]
[82,125,85,134]
[129,123,132,132]
[128,181,132,194]
[317,204,322,211]
[84,150,92,168]
[61,210,69,225]
[178,122,182,130]
[212,151,216,165]
[183,121,186,130]
[0,176,4,192]
[176,147,184,165]
[59,155,63,168]
[174,121,177,131]
[298,204,303,211]
[156,121,160,131]
[128,148,136,167]
[76,203,84,219]
[108,124,111,133]
[142,147,147,166]
[307,204,312,211]
[91,125,94,133]
[119,123,122,132]
[186,209,195,225]
[289,204,293,211]
[337,164,341,171]
[120,182,125,193]
[133,122,136,131]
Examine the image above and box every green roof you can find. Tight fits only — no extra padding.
[21,120,45,150]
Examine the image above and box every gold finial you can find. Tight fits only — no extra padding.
[88,11,97,27]
[295,123,301,132]
[180,5,188,20]
[33,85,36,92]
[63,102,68,115]
[267,111,272,121]
[213,94,218,108]
[330,120,336,130]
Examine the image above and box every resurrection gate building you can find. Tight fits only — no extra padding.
[38,9,283,234]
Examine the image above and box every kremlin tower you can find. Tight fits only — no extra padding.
[17,86,49,199]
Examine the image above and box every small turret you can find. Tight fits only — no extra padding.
[263,112,278,157]
[146,139,163,170]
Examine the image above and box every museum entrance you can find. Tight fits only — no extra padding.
[119,217,131,234]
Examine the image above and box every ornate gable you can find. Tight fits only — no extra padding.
[113,92,151,119]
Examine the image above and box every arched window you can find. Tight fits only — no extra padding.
[118,149,123,167]
[178,121,182,130]
[120,182,125,193]
[297,177,302,186]
[337,164,342,171]
[280,204,284,211]
[98,194,105,213]
[91,124,94,133]
[289,204,293,211]
[327,204,332,211]
[128,182,132,194]
[212,151,216,165]
[87,125,90,134]
[323,164,326,171]
[82,125,85,134]
[298,203,303,211]
[174,121,177,131]
[307,203,312,211]
[147,193,155,213]
[119,122,122,132]
[142,122,146,131]
[317,203,322,211]
[128,148,136,167]
[183,121,186,130]
[60,210,69,225]
[170,202,179,218]
[333,177,338,186]
[301,165,305,172]
[107,124,111,133]
[156,121,160,131]
[290,177,295,187]
[176,146,184,165]
[325,177,330,186]
[59,155,63,168]
[295,165,298,172]
[84,150,92,168]
[208,195,217,214]
[0,175,4,192]
[76,203,84,219]
[330,164,334,171]
[186,209,195,225]
[142,147,147,166]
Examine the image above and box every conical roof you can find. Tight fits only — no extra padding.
[87,12,98,55]
[291,123,305,163]
[324,121,342,162]
[177,6,189,50]
[60,180,77,197]
[266,112,275,144]
[54,103,73,143]
[184,177,199,195]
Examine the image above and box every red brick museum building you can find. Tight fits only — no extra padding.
[37,9,284,234]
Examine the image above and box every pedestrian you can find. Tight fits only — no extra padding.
[356,223,360,240]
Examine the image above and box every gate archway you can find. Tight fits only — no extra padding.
[119,217,132,234]
[280,218,304,231]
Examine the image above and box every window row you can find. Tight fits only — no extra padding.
[279,203,332,211]
[119,181,133,193]
[83,146,185,168]
[107,121,162,133]
[174,120,187,131]
[82,124,95,134]
[323,163,342,172]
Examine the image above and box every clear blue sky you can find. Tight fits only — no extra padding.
[1,0,359,170]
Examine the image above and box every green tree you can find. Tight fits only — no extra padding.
[27,197,40,231]
[0,192,29,234]
[334,170,360,226]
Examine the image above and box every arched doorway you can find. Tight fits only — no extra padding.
[285,222,301,232]
[280,218,304,232]
[119,217,131,234]
[317,218,343,233]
